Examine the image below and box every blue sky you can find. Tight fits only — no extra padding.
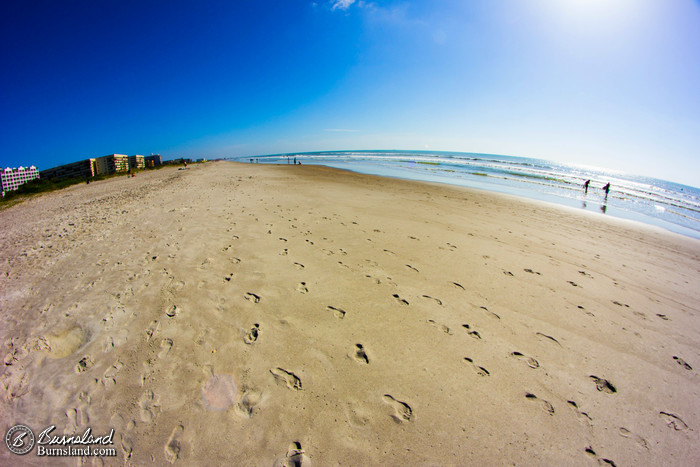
[1,0,699,187]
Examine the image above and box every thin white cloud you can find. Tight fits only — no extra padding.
[331,0,355,11]
[324,128,360,132]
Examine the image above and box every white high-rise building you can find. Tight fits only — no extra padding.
[1,166,40,196]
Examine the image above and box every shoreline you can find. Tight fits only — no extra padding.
[1,161,699,465]
[243,153,700,240]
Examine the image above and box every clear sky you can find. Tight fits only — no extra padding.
[1,0,699,187]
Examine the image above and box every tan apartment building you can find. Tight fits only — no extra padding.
[40,159,96,180]
[128,155,145,170]
[95,154,129,175]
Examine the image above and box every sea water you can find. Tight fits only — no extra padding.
[231,151,700,239]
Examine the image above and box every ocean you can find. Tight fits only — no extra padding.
[230,150,700,239]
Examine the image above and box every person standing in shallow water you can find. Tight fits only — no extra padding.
[583,179,590,195]
[603,183,611,200]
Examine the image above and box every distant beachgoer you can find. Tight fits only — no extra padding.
[294,157,297,165]
[583,179,590,194]
[603,183,610,199]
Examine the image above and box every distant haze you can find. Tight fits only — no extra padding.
[1,1,699,188]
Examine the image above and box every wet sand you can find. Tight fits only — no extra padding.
[1,161,699,465]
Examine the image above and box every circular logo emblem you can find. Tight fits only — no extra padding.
[5,425,35,455]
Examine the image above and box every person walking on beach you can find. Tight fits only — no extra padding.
[603,183,611,200]
[583,179,590,195]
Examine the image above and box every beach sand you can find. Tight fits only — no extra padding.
[1,161,699,465]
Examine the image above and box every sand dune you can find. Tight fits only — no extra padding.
[1,161,699,465]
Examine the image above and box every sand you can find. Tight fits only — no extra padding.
[1,161,699,465]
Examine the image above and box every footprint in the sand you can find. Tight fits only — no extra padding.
[296,282,309,294]
[327,306,346,319]
[525,392,555,415]
[656,313,670,320]
[244,324,260,345]
[673,356,693,370]
[382,394,413,423]
[452,282,465,290]
[244,292,261,303]
[590,375,617,393]
[164,425,184,463]
[103,360,124,387]
[618,427,649,450]
[405,264,419,272]
[223,273,234,282]
[428,320,452,335]
[66,406,89,432]
[139,389,161,422]
[464,357,490,376]
[270,368,302,390]
[392,294,409,305]
[276,441,310,467]
[510,351,539,369]
[353,344,370,364]
[480,306,500,319]
[567,400,592,422]
[280,248,288,256]
[75,355,94,373]
[121,434,134,460]
[659,411,689,431]
[145,321,160,345]
[294,262,305,270]
[422,295,443,305]
[536,332,561,346]
[159,338,173,359]
[236,388,262,418]
[524,268,542,275]
[165,305,179,318]
[585,448,617,466]
[462,324,482,339]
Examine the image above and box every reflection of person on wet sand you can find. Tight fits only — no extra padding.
[603,183,611,200]
[583,179,590,194]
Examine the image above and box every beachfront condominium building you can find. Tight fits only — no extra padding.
[1,166,40,196]
[128,155,145,170]
[144,154,162,168]
[40,159,96,180]
[95,154,129,175]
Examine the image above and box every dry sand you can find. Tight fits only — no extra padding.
[1,161,699,465]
